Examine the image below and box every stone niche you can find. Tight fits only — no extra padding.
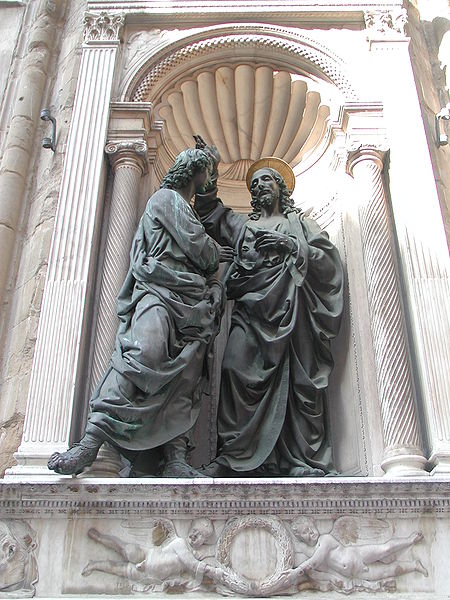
[3,2,450,599]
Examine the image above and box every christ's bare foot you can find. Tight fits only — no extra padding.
[288,466,325,477]
[48,444,100,475]
[161,460,210,478]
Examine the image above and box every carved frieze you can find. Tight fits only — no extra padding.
[79,514,427,596]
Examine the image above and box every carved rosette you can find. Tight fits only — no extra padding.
[347,145,426,476]
[84,11,125,43]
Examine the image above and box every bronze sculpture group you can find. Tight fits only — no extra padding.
[48,139,343,478]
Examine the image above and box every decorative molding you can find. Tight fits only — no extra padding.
[1,480,449,518]
[83,11,125,42]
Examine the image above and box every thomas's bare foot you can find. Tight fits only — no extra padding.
[48,444,100,475]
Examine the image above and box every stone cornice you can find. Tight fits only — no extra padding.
[0,479,449,518]
[85,1,405,27]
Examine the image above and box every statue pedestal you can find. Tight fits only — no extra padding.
[0,478,448,598]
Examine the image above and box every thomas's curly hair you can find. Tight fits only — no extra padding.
[248,168,298,220]
[160,149,210,190]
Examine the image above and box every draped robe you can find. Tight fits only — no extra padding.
[195,198,344,474]
[85,189,220,461]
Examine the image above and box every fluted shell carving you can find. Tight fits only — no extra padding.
[156,66,330,179]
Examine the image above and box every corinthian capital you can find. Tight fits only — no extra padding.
[364,8,408,37]
[84,12,125,43]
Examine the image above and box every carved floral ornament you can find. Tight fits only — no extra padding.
[78,514,428,596]
[364,8,408,37]
[83,11,125,43]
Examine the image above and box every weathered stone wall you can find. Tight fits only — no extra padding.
[0,4,25,157]
[0,0,86,475]
[409,0,450,244]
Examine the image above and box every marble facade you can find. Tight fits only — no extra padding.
[0,1,449,597]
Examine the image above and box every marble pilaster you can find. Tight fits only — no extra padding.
[5,11,125,479]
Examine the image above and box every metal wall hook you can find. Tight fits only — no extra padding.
[435,105,450,147]
[40,109,56,152]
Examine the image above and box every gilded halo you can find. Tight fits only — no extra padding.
[246,157,296,192]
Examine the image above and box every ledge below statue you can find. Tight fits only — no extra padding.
[0,478,448,598]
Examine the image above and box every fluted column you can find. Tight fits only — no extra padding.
[5,12,125,479]
[347,146,427,477]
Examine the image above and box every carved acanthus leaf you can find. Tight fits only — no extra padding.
[84,11,125,42]
[364,8,408,37]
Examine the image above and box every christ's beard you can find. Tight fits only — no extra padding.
[252,192,278,209]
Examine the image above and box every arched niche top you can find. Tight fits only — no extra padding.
[122,24,357,104]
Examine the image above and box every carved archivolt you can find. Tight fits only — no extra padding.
[126,26,356,103]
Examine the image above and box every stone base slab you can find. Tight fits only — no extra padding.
[0,478,448,598]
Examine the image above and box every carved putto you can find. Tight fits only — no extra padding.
[0,520,38,598]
